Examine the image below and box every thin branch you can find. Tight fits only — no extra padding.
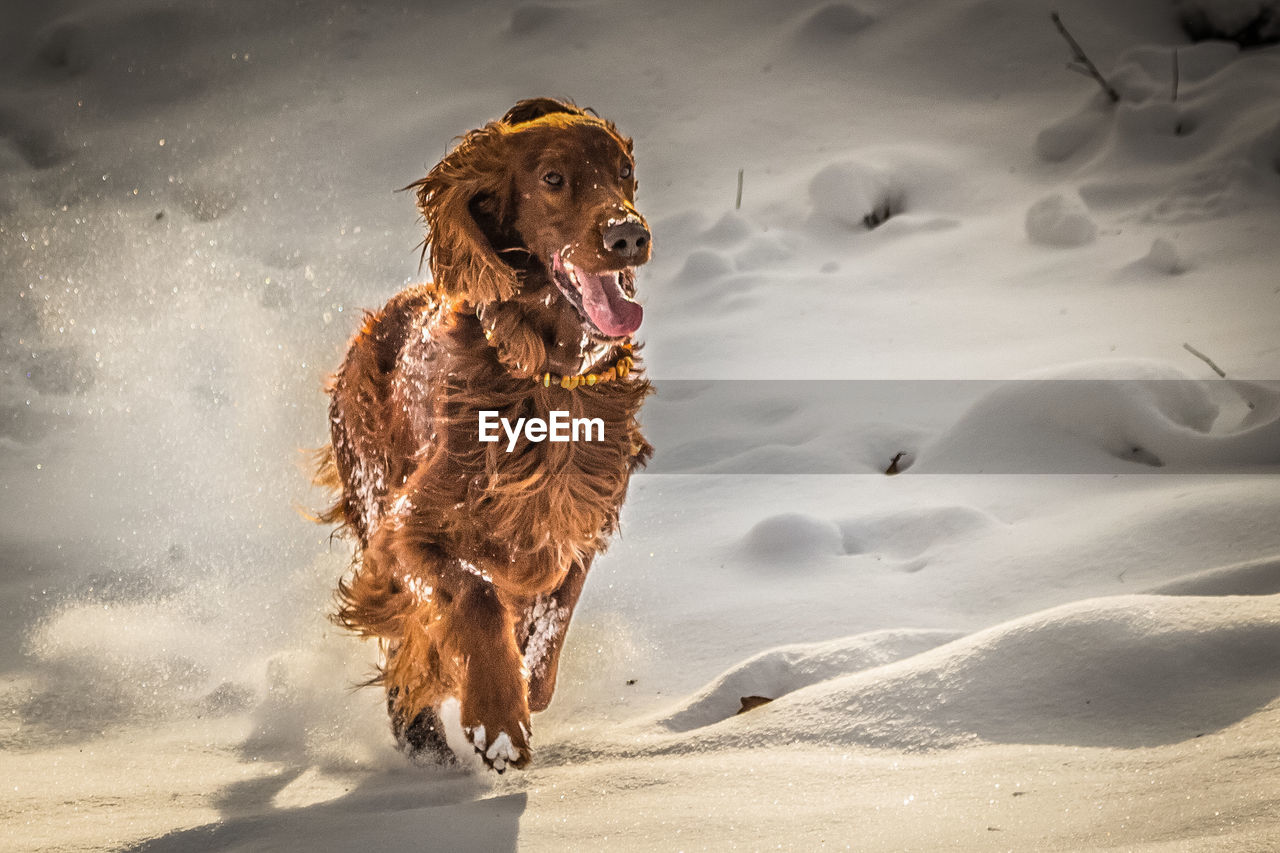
[735,168,744,210]
[1182,343,1259,410]
[1050,11,1120,103]
[1183,342,1226,378]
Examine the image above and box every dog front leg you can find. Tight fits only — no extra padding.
[445,569,532,772]
[377,539,531,771]
[519,558,590,713]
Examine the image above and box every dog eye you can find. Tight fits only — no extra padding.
[542,171,564,187]
[620,165,633,179]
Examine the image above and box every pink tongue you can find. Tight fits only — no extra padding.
[579,270,643,337]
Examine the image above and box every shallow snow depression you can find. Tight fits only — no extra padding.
[2,0,1280,850]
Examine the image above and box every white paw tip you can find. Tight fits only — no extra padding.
[486,731,520,763]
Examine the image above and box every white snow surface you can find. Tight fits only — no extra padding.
[2,0,1279,851]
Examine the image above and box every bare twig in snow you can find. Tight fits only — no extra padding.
[1183,342,1257,410]
[1050,11,1120,103]
[735,168,744,210]
[1182,342,1227,378]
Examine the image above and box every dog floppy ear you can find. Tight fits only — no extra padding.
[406,122,521,304]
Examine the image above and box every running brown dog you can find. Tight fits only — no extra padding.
[314,98,652,771]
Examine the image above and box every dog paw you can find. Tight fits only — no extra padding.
[387,688,457,765]
[464,720,531,773]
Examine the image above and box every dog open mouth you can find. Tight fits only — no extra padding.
[550,251,643,339]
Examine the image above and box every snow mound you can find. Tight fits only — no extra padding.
[1147,555,1280,597]
[1141,236,1190,274]
[740,513,843,562]
[807,150,966,235]
[693,593,1280,750]
[914,360,1280,473]
[793,4,876,46]
[1035,105,1109,163]
[809,161,902,230]
[1177,0,1280,46]
[1038,38,1280,222]
[657,629,962,732]
[837,504,1000,559]
[670,248,734,292]
[732,232,795,271]
[734,504,998,570]
[1025,192,1097,247]
[687,211,753,249]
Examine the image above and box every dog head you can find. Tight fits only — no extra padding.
[409,98,650,343]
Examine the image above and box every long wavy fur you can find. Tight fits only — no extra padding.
[313,97,651,765]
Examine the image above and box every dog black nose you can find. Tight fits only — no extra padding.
[603,220,651,262]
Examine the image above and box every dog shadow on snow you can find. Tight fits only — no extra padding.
[123,766,523,853]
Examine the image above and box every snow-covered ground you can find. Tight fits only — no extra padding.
[3,0,1279,850]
